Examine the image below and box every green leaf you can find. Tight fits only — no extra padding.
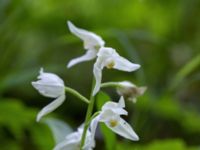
[0,99,37,139]
[170,54,200,91]
[31,124,54,150]
[96,91,117,150]
[117,139,199,150]
[144,139,186,150]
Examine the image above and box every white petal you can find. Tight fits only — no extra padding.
[92,60,103,96]
[102,103,127,116]
[118,96,125,108]
[97,47,115,57]
[84,134,95,150]
[39,69,64,86]
[78,126,95,150]
[32,82,64,98]
[32,69,65,98]
[44,118,73,144]
[90,115,100,141]
[54,140,79,150]
[114,56,140,72]
[67,21,105,50]
[105,117,139,141]
[118,81,135,88]
[67,50,97,68]
[101,97,127,116]
[37,94,65,122]
[65,132,80,143]
[99,109,119,122]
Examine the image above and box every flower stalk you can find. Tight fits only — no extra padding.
[65,87,90,104]
[101,82,122,88]
[80,79,96,150]
[32,21,143,150]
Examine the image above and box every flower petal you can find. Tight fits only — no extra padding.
[37,94,66,122]
[102,103,127,116]
[118,96,125,108]
[118,81,135,88]
[67,21,105,50]
[105,117,139,141]
[32,69,65,98]
[101,97,127,115]
[32,82,64,98]
[67,50,97,68]
[90,115,100,141]
[38,68,64,86]
[92,60,103,96]
[45,118,73,144]
[114,56,140,72]
[54,140,79,150]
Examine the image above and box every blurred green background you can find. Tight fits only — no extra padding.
[0,0,200,149]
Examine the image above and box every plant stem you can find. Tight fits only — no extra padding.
[80,79,95,150]
[65,87,90,104]
[101,82,121,88]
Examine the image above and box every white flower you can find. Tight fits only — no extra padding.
[67,21,105,68]
[93,47,140,96]
[117,81,147,103]
[32,68,65,122]
[90,96,139,141]
[54,126,95,150]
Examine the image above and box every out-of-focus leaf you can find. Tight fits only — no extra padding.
[96,91,116,150]
[1,141,21,150]
[0,68,40,92]
[135,94,200,143]
[117,139,198,150]
[44,118,73,144]
[31,123,54,150]
[0,99,37,139]
[170,54,200,91]
[143,139,186,150]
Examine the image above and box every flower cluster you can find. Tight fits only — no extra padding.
[32,21,146,150]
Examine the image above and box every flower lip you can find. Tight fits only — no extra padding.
[109,119,118,127]
[105,58,115,69]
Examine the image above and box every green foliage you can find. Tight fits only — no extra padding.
[0,0,200,149]
[117,139,199,150]
[0,99,36,139]
[0,99,54,150]
[170,54,200,91]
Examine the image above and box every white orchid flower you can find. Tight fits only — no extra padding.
[54,126,95,150]
[93,47,140,96]
[117,81,147,103]
[90,96,139,141]
[32,68,65,122]
[67,21,105,68]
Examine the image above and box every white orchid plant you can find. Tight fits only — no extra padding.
[32,21,146,150]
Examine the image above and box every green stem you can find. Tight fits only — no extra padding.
[80,79,95,150]
[65,87,90,104]
[101,82,122,88]
[86,111,100,126]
